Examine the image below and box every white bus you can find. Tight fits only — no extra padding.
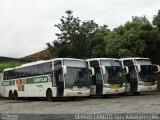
[2,58,90,101]
[0,73,3,96]
[119,57,160,94]
[87,58,128,96]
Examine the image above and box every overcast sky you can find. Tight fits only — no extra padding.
[0,0,160,58]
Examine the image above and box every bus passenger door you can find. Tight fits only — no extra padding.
[95,67,103,95]
[54,69,64,97]
[123,60,138,92]
[90,61,103,95]
[54,60,64,97]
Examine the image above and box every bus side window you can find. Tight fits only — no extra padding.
[3,71,7,80]
[90,61,99,68]
[28,66,35,77]
[54,60,62,71]
[35,64,42,76]
[8,70,14,80]
[52,72,56,87]
[42,62,52,75]
[95,67,103,84]
[123,60,134,67]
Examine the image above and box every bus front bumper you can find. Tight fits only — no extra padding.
[103,87,125,95]
[138,85,157,92]
[63,89,90,97]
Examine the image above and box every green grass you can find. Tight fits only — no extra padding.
[0,61,23,72]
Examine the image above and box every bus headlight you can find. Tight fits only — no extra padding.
[122,83,126,87]
[103,84,111,88]
[139,82,144,86]
[155,81,157,84]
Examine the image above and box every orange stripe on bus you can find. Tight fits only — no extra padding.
[22,79,26,85]
[16,80,20,85]
[17,85,22,91]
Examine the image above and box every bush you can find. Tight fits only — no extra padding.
[0,61,22,72]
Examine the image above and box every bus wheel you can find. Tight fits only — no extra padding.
[9,91,13,100]
[13,90,18,100]
[46,89,53,101]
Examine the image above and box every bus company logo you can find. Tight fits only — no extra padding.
[73,86,79,91]
[48,75,52,82]
[16,79,26,91]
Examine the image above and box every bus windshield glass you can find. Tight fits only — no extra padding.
[100,60,125,84]
[135,59,155,82]
[63,60,90,88]
[63,60,86,67]
[101,60,121,67]
[139,65,155,82]
[135,59,152,65]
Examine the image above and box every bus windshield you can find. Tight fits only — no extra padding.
[100,60,125,84]
[139,65,155,82]
[135,59,155,82]
[63,60,90,88]
[135,59,151,65]
[65,67,90,88]
[101,60,121,67]
[63,60,86,67]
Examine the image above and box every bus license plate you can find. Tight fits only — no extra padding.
[77,92,82,94]
[115,90,119,92]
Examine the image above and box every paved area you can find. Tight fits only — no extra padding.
[0,92,159,114]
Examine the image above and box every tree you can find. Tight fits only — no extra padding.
[153,10,160,29]
[151,10,160,64]
[47,10,81,58]
[105,16,156,58]
[86,25,110,57]
[47,10,99,58]
[47,10,160,63]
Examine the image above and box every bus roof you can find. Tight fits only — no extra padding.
[119,57,149,61]
[86,58,118,61]
[3,58,85,71]
[4,67,16,71]
[52,58,85,62]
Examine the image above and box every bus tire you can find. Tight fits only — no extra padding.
[46,89,53,101]
[9,91,13,100]
[13,90,18,100]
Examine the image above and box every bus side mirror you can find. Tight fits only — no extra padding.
[100,66,106,74]
[89,67,95,76]
[135,64,141,73]
[62,66,67,75]
[152,64,160,73]
[123,66,129,74]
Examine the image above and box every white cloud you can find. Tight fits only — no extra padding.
[0,0,160,57]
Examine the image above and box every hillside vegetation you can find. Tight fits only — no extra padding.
[0,61,22,72]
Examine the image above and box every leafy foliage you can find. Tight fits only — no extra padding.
[0,61,22,72]
[86,26,110,58]
[47,10,98,58]
[47,10,160,64]
[106,16,157,58]
[47,10,107,58]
